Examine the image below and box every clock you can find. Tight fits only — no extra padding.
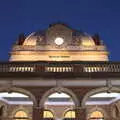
[54,37,64,46]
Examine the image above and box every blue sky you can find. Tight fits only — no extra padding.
[0,0,120,61]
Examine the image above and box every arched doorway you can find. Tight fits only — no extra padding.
[40,87,78,120]
[82,87,120,119]
[0,87,36,120]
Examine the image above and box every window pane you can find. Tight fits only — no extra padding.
[90,111,104,120]
[43,110,54,118]
[64,110,75,118]
[14,110,28,120]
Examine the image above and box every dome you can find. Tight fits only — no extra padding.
[81,36,95,46]
[23,33,37,46]
[10,23,109,61]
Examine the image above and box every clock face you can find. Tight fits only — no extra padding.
[54,37,64,45]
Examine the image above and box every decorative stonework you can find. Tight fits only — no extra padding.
[10,23,109,61]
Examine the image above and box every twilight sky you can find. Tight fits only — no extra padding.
[0,0,120,61]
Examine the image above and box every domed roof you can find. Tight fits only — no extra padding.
[81,36,95,46]
[23,33,37,46]
[10,23,109,61]
[22,29,46,46]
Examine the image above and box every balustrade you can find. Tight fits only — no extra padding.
[0,61,119,74]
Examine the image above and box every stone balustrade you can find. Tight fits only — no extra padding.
[0,61,119,73]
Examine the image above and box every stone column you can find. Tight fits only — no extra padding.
[75,107,87,120]
[32,106,44,120]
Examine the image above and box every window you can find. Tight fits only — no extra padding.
[64,110,75,118]
[43,110,54,118]
[90,111,104,120]
[14,110,29,120]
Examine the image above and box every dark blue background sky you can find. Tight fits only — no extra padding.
[0,0,120,61]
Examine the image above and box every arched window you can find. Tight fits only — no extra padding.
[90,111,104,120]
[64,110,75,118]
[43,110,54,118]
[14,110,29,120]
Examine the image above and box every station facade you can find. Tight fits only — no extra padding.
[0,23,119,120]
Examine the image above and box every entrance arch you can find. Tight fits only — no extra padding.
[0,86,37,106]
[39,87,79,108]
[81,87,120,107]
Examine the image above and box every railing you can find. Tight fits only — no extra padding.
[0,61,119,73]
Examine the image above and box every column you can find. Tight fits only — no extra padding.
[32,106,44,120]
[75,107,87,120]
[32,96,45,120]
